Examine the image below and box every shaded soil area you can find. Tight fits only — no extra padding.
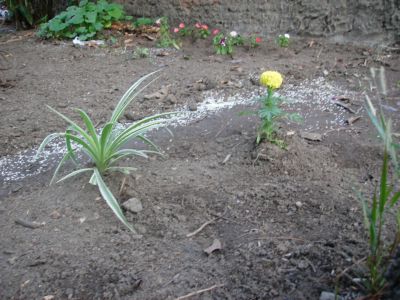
[1,30,400,299]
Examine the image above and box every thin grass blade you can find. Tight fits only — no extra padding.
[110,70,162,123]
[56,168,94,183]
[35,132,64,159]
[50,152,71,185]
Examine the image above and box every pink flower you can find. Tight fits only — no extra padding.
[201,24,209,30]
[195,22,201,29]
[179,23,185,29]
[173,28,179,33]
[212,29,220,35]
[255,37,262,43]
[220,37,226,47]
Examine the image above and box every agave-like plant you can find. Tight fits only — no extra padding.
[36,70,172,233]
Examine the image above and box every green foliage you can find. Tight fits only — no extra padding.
[6,0,33,27]
[213,33,234,55]
[37,0,130,40]
[157,17,180,49]
[133,17,153,28]
[132,46,150,59]
[35,71,174,233]
[255,88,301,147]
[357,95,400,294]
[277,34,290,48]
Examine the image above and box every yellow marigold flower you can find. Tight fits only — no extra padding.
[259,71,283,89]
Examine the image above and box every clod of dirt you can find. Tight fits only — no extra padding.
[143,86,169,101]
[165,94,178,105]
[122,198,143,213]
[204,238,223,255]
[300,131,323,141]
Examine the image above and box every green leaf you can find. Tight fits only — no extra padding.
[50,153,72,185]
[35,132,64,159]
[390,191,400,207]
[17,4,33,25]
[93,168,137,233]
[56,168,94,183]
[85,11,97,23]
[69,12,84,25]
[48,19,67,32]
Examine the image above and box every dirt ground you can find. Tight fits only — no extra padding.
[1,29,400,300]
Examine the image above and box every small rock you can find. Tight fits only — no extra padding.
[203,77,217,90]
[188,103,197,111]
[297,260,308,269]
[194,83,207,91]
[323,70,329,76]
[43,295,55,300]
[319,291,341,300]
[124,111,135,121]
[295,201,303,208]
[122,198,143,213]
[50,210,61,219]
[57,103,68,108]
[300,131,322,141]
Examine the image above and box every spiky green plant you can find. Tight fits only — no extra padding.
[356,68,400,294]
[35,70,173,234]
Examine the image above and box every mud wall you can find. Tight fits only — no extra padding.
[117,0,400,40]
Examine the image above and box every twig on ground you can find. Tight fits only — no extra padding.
[186,212,225,237]
[15,218,44,229]
[175,284,224,300]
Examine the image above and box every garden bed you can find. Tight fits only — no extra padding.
[0,30,400,299]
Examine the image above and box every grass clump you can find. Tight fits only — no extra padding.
[36,70,173,234]
[356,67,400,296]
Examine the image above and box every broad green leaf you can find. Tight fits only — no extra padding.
[69,12,84,25]
[85,11,97,24]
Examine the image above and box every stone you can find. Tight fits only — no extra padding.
[188,103,197,111]
[122,198,143,213]
[300,131,323,141]
[50,210,61,219]
[319,291,341,300]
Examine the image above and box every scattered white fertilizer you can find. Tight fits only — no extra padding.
[0,77,361,183]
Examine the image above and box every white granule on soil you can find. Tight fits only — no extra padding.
[0,77,361,183]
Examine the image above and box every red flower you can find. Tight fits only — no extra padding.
[255,37,262,43]
[201,24,209,30]
[212,29,220,35]
[195,22,201,29]
[173,28,179,33]
[179,23,185,29]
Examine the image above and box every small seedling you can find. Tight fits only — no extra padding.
[277,33,290,48]
[157,17,180,49]
[132,47,150,59]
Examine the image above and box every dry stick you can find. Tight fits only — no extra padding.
[15,218,44,229]
[175,284,225,300]
[186,213,226,238]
